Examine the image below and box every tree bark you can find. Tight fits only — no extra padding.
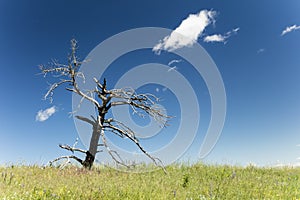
[82,151,95,169]
[85,121,101,168]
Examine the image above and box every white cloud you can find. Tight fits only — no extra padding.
[281,24,300,36]
[204,34,227,43]
[231,27,240,34]
[167,66,177,72]
[153,10,217,53]
[167,59,181,72]
[204,27,240,43]
[36,106,57,122]
[257,48,265,54]
[168,59,182,66]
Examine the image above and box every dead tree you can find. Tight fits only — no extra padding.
[39,39,170,171]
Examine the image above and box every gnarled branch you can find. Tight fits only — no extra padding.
[41,39,171,172]
[59,144,87,154]
[49,155,84,168]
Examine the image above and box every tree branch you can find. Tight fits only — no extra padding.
[49,155,84,167]
[103,118,167,173]
[59,144,87,154]
[75,115,96,125]
[44,79,73,102]
[99,129,129,168]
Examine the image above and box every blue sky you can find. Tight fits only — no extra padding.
[0,0,300,167]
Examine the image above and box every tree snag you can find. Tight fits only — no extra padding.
[40,39,171,172]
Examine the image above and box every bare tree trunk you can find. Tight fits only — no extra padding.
[82,151,94,169]
[83,116,102,169]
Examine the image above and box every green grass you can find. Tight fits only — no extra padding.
[0,163,299,199]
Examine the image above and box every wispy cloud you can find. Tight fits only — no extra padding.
[257,48,265,54]
[153,10,217,54]
[36,106,57,122]
[281,24,300,36]
[168,59,182,66]
[204,27,240,43]
[231,27,240,34]
[167,66,177,72]
[167,59,181,72]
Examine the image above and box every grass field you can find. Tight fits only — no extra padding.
[0,163,299,199]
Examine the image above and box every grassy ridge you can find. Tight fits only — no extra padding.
[0,163,299,199]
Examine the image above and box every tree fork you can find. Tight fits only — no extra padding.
[41,39,170,171]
